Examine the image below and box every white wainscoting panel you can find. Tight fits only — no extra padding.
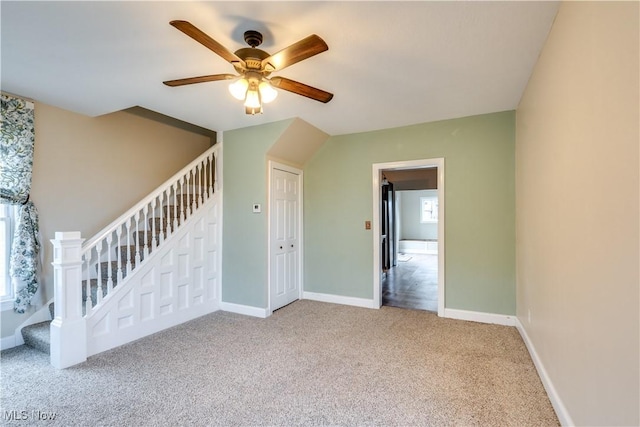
[86,196,220,357]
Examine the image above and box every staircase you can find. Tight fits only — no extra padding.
[18,145,222,366]
[20,303,55,354]
[20,195,199,355]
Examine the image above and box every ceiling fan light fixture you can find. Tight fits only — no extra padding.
[245,105,263,115]
[166,22,332,115]
[244,86,261,110]
[228,78,249,100]
[259,81,278,104]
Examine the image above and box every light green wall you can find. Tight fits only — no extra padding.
[304,111,516,315]
[399,190,438,241]
[221,119,293,307]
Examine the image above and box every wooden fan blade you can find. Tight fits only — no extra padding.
[270,77,333,103]
[262,35,328,72]
[163,74,236,87]
[170,20,245,67]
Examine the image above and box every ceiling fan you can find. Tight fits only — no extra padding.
[163,20,334,115]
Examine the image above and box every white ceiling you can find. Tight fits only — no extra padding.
[1,1,559,136]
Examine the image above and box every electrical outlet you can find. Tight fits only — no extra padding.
[252,204,261,213]
[365,221,371,230]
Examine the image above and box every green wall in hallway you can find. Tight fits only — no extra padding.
[304,111,516,315]
[222,119,293,308]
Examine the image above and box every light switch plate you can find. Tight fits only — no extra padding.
[253,203,261,213]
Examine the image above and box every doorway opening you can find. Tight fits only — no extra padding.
[372,159,444,316]
[382,186,439,312]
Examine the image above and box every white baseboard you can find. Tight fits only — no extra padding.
[443,308,516,326]
[516,319,573,426]
[1,335,16,351]
[219,301,269,318]
[303,292,378,309]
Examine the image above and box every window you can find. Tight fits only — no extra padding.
[1,204,16,309]
[420,197,438,223]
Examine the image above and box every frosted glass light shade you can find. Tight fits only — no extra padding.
[244,89,261,109]
[228,78,249,100]
[259,81,278,103]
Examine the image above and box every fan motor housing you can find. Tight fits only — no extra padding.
[234,48,270,73]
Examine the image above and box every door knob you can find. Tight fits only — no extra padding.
[279,246,283,249]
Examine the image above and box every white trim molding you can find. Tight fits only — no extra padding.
[1,335,16,351]
[219,301,269,318]
[303,291,377,309]
[444,308,516,326]
[516,318,573,426]
[372,158,445,317]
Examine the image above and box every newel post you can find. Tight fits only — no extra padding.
[50,231,87,369]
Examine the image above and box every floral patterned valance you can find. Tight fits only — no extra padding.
[1,94,34,204]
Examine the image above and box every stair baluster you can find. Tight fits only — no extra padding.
[142,205,149,259]
[214,153,218,195]
[105,234,113,294]
[159,190,166,244]
[95,243,103,305]
[197,163,204,206]
[205,156,211,200]
[116,225,123,284]
[150,198,157,251]
[172,182,179,231]
[84,250,92,316]
[191,169,196,212]
[126,217,133,275]
[134,212,141,267]
[181,176,188,221]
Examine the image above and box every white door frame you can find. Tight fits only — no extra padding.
[372,158,445,317]
[267,161,304,315]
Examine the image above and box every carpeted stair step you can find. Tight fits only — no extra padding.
[132,201,198,248]
[117,245,144,264]
[175,194,197,207]
[149,217,174,235]
[95,261,133,283]
[132,230,162,248]
[81,276,124,308]
[163,196,197,218]
[163,205,177,218]
[21,321,51,354]
[82,278,103,306]
[162,205,185,224]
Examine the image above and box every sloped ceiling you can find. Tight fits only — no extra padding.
[0,1,559,136]
[267,118,329,167]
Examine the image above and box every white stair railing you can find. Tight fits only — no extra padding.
[50,144,219,368]
[80,145,218,316]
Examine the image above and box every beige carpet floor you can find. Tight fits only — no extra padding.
[1,300,559,426]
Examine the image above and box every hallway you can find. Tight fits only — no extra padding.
[382,253,438,312]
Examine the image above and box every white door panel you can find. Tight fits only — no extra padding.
[270,166,301,311]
